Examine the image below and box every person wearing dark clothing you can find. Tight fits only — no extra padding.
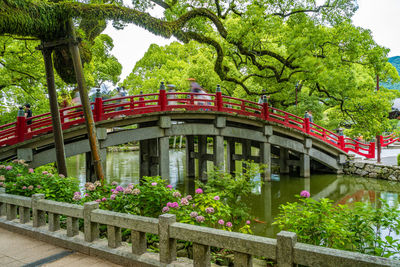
[24,104,32,132]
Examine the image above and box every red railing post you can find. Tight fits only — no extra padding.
[159,81,167,111]
[338,135,345,150]
[304,117,310,134]
[130,97,135,110]
[262,95,269,120]
[16,107,26,142]
[94,89,103,122]
[216,84,223,111]
[369,141,376,159]
[139,91,145,108]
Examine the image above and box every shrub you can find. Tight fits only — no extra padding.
[274,192,400,258]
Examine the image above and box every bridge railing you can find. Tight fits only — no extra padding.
[0,89,378,158]
[381,133,399,147]
[0,190,396,266]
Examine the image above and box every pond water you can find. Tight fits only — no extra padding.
[66,150,400,238]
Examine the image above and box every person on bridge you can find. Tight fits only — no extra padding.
[187,78,211,108]
[24,104,32,132]
[167,84,177,106]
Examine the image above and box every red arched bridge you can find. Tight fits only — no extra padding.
[0,87,396,181]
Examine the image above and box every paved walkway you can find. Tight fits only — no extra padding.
[0,228,121,267]
[351,147,400,166]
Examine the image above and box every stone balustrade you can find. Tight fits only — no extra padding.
[0,188,398,266]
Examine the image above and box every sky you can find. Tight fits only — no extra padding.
[104,0,400,81]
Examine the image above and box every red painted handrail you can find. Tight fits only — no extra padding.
[0,91,378,159]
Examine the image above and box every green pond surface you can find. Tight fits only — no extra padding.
[66,150,400,238]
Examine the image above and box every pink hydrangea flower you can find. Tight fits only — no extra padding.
[94,181,101,187]
[300,190,310,198]
[28,168,34,173]
[195,188,203,194]
[246,220,251,225]
[37,185,41,189]
[42,171,48,175]
[95,199,101,202]
[5,166,12,171]
[162,207,170,213]
[186,195,193,200]
[190,212,198,218]
[226,222,232,228]
[180,198,189,206]
[59,174,65,178]
[111,181,118,186]
[87,184,96,191]
[166,184,173,189]
[101,197,107,202]
[110,194,116,200]
[124,188,132,194]
[213,196,220,201]
[218,219,224,225]
[151,182,157,186]
[22,186,27,190]
[205,207,214,214]
[196,216,205,223]
[173,191,181,198]
[115,186,124,192]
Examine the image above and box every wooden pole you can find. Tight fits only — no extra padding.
[41,47,68,176]
[67,20,105,183]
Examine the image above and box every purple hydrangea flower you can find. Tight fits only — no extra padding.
[166,184,173,189]
[186,195,193,200]
[28,168,34,173]
[173,191,181,198]
[196,216,205,223]
[300,190,310,198]
[246,220,251,225]
[214,195,220,201]
[190,212,198,218]
[192,203,196,208]
[205,207,214,214]
[101,197,107,202]
[180,198,189,206]
[226,222,232,228]
[151,182,157,186]
[195,188,203,194]
[218,219,224,225]
[116,186,124,192]
[162,207,170,213]
[5,166,12,171]
[110,194,116,200]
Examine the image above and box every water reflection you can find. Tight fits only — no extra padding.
[66,150,400,237]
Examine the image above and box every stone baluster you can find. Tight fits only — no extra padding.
[107,225,122,248]
[32,194,45,227]
[67,217,79,237]
[0,188,5,216]
[234,252,252,266]
[193,243,211,267]
[131,230,147,255]
[6,203,17,221]
[48,212,60,232]
[19,206,30,224]
[276,231,297,267]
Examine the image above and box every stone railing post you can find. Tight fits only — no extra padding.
[107,225,122,248]
[84,202,99,242]
[193,243,211,267]
[32,194,45,227]
[276,231,297,267]
[48,212,61,232]
[19,205,30,224]
[159,214,176,264]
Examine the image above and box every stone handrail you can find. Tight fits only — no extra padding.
[0,189,398,266]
